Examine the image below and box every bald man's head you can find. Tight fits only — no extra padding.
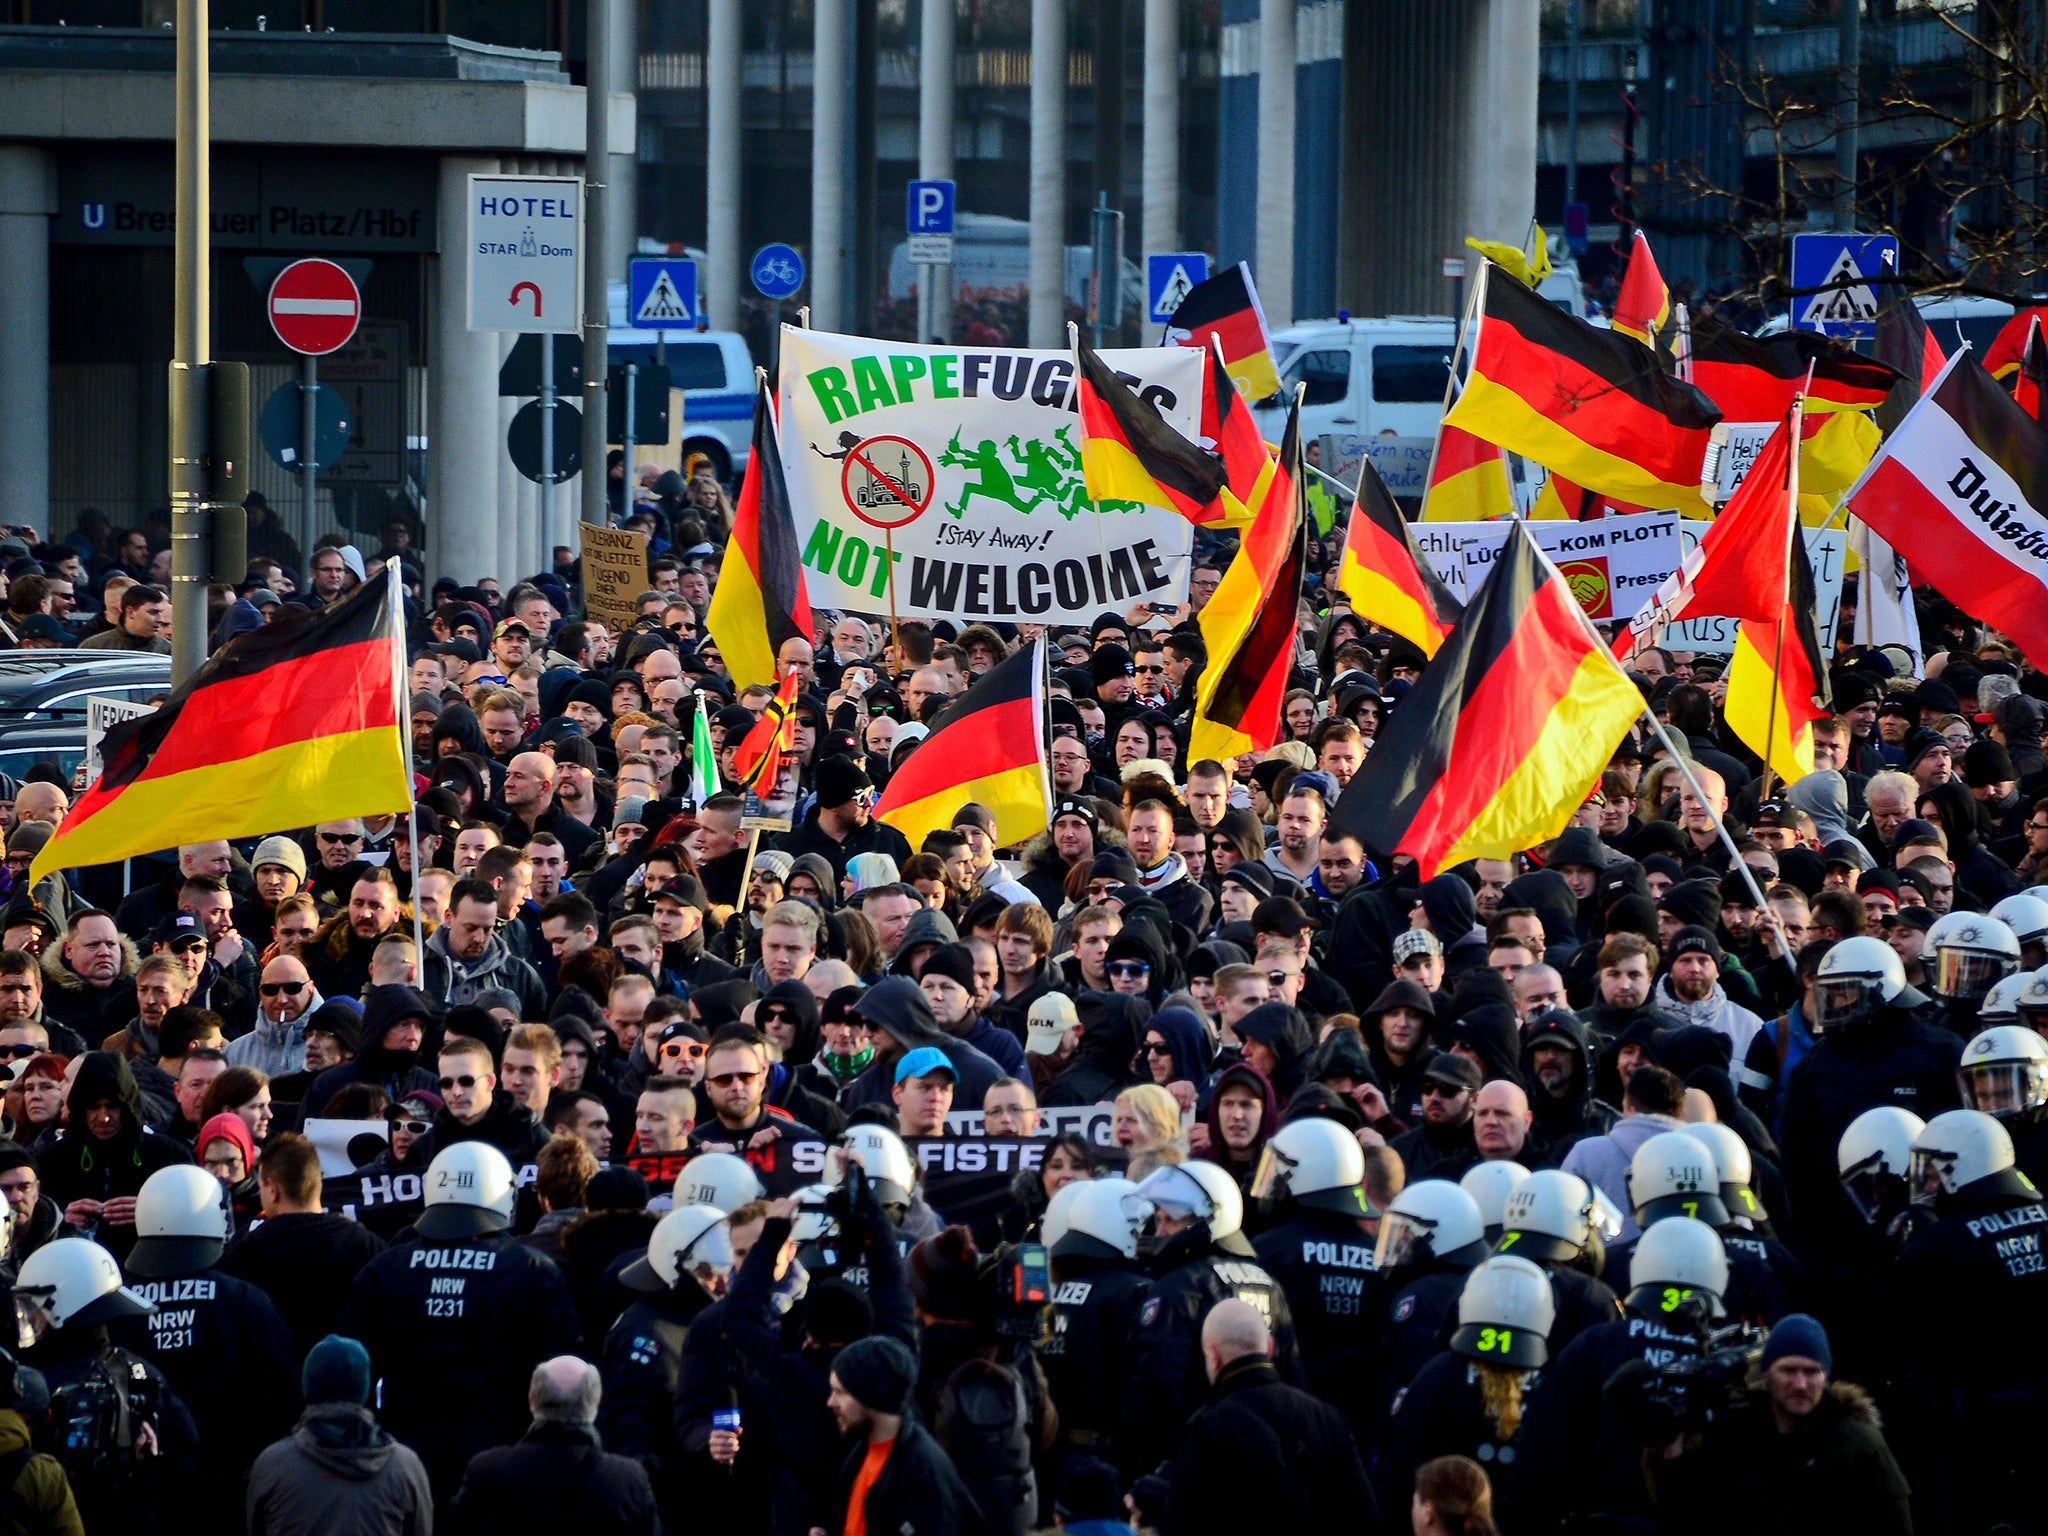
[530,1356,601,1425]
[1473,1079,1533,1160]
[1201,1298,1272,1381]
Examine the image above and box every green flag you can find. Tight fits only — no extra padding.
[688,690,718,808]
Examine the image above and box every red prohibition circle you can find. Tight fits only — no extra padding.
[840,435,936,530]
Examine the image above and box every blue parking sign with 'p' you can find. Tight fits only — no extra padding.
[907,180,956,235]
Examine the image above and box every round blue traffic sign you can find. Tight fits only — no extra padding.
[751,243,806,300]
[258,381,351,474]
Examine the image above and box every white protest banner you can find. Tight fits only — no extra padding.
[1408,513,1682,623]
[777,329,1203,624]
[84,695,155,783]
[1663,524,1848,655]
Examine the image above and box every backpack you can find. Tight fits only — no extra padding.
[935,1356,1036,1536]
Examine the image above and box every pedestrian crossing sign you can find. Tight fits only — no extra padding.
[1148,252,1211,323]
[628,257,698,330]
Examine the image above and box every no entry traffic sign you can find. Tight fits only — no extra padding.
[268,259,362,356]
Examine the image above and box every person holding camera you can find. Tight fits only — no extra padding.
[1640,1312,1910,1536]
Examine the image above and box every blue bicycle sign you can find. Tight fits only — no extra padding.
[751,244,806,300]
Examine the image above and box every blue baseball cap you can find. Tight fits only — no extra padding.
[894,1045,956,1085]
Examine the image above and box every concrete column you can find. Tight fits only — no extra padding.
[0,146,54,536]
[607,0,639,283]
[1027,0,1067,346]
[1462,0,1538,246]
[811,0,850,331]
[1255,0,1295,326]
[704,0,743,331]
[430,154,503,585]
[918,0,956,341]
[1141,0,1180,260]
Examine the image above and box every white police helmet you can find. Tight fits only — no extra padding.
[1253,1117,1369,1216]
[417,1142,517,1240]
[1052,1178,1153,1262]
[624,1203,737,1292]
[1979,973,2032,1027]
[1373,1180,1488,1271]
[1811,936,1908,1033]
[1991,893,2048,952]
[1837,1105,1926,1225]
[1451,1254,1556,1369]
[2019,967,2048,1029]
[1459,1161,1532,1240]
[1678,1121,1767,1225]
[1958,1025,2048,1122]
[1133,1161,1244,1243]
[1627,1130,1728,1229]
[1910,1109,2017,1205]
[1497,1169,1600,1263]
[1625,1215,1729,1320]
[1038,1178,1093,1253]
[673,1152,767,1213]
[125,1164,233,1279]
[17,1240,153,1332]
[1926,912,2022,1002]
[824,1124,917,1216]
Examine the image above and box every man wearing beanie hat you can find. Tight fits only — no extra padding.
[828,1333,987,1536]
[247,1333,433,1536]
[913,942,1026,1075]
[777,752,913,884]
[1651,924,1765,1061]
[1645,1311,1910,1534]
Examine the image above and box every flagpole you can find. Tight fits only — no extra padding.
[1420,261,1489,520]
[387,564,426,968]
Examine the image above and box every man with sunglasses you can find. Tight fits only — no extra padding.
[688,1026,818,1154]
[224,956,324,1077]
[408,1037,550,1169]
[775,754,913,886]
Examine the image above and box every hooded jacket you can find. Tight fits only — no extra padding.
[1921,778,2021,906]
[1653,975,1766,1062]
[37,1050,194,1255]
[410,1087,550,1168]
[423,924,547,1017]
[1519,1010,1616,1153]
[1503,866,1587,962]
[301,985,440,1114]
[1360,980,1442,1125]
[1232,1003,1314,1101]
[1040,991,1147,1108]
[1447,1003,1524,1088]
[838,978,1006,1112]
[1197,1060,1280,1192]
[1560,1111,1687,1242]
[0,1410,78,1536]
[1143,1005,1211,1091]
[224,987,327,1077]
[1419,875,1486,977]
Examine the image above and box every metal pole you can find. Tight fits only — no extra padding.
[1833,0,1860,227]
[1255,0,1296,327]
[1026,0,1066,346]
[582,0,611,532]
[812,0,849,331]
[918,0,955,342]
[299,352,318,554]
[1564,0,1580,205]
[1140,0,1179,260]
[540,332,556,533]
[705,0,743,334]
[620,360,636,527]
[169,0,211,685]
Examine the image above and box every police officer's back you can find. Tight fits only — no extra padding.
[335,1142,582,1502]
[1042,1179,1150,1471]
[1373,1180,1493,1396]
[1120,1161,1300,1474]
[1249,1117,1386,1438]
[115,1164,298,1482]
[1491,1169,1621,1352]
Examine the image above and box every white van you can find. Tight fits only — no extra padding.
[1251,316,1458,497]
[605,280,757,483]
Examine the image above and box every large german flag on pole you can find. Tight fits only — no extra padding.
[1076,333,1227,522]
[874,639,1051,851]
[707,376,814,691]
[1189,402,1309,763]
[1443,263,1721,516]
[1163,262,1282,403]
[30,570,410,886]
[1207,334,1276,526]
[1337,459,1463,658]
[1329,520,1645,879]
[1690,323,1899,420]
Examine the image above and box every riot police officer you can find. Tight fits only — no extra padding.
[604,1203,734,1525]
[1374,1180,1492,1395]
[16,1238,200,1535]
[1676,1121,1808,1316]
[1956,1023,2048,1189]
[117,1163,298,1482]
[1493,1169,1621,1351]
[1604,1130,1798,1325]
[1250,1116,1386,1439]
[1378,1254,1554,1516]
[1778,936,1961,1265]
[1511,1217,1730,1532]
[335,1141,582,1505]
[1120,1160,1301,1474]
[1042,1178,1150,1472]
[668,1151,765,1215]
[801,1125,939,1289]
[1893,1109,2048,1535]
[1924,911,2022,1037]
[1826,1105,1928,1385]
[1460,1161,1532,1246]
[1991,892,2048,972]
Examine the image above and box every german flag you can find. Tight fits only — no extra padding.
[1328,520,1645,879]
[1164,262,1281,403]
[1612,230,1671,346]
[1420,423,1515,523]
[1189,405,1308,763]
[1690,324,1899,420]
[1076,336,1227,522]
[1337,459,1463,658]
[874,639,1050,851]
[30,572,409,886]
[707,378,813,691]
[1444,264,1721,516]
[1206,335,1276,526]
[731,669,800,792]
[1985,305,2048,381]
[1725,521,1833,787]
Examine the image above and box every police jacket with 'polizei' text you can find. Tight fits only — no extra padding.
[1254,1207,1386,1434]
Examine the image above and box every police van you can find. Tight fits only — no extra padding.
[1250,316,1459,499]
[606,280,757,483]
